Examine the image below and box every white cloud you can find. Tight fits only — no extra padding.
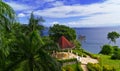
[52,1,64,6]
[35,0,120,27]
[6,2,31,11]
[18,13,26,17]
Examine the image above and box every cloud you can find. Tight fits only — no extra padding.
[6,2,31,11]
[35,0,120,27]
[5,0,120,27]
[52,1,64,6]
[18,13,26,17]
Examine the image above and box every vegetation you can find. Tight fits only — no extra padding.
[111,48,120,60]
[87,62,116,71]
[100,44,120,60]
[58,58,77,64]
[100,44,113,55]
[98,55,118,71]
[62,62,83,71]
[2,0,120,71]
[87,63,101,71]
[0,1,61,71]
[107,31,120,44]
[49,24,76,42]
[0,0,16,25]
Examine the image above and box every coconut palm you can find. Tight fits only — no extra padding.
[28,12,44,32]
[0,1,16,70]
[5,30,61,71]
[0,0,16,31]
[0,1,61,70]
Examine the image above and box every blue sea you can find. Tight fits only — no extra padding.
[43,27,120,54]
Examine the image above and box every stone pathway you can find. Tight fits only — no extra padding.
[80,56,98,71]
[54,52,98,71]
[81,64,88,71]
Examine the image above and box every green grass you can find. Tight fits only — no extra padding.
[72,49,86,57]
[62,63,83,71]
[96,54,120,71]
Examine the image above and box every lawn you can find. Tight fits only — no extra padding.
[97,54,120,70]
[62,63,83,71]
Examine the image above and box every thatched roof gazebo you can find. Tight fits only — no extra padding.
[58,36,75,49]
[52,36,75,59]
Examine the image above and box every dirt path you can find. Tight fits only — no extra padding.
[55,52,98,71]
[81,64,88,71]
[80,56,98,71]
[80,56,98,64]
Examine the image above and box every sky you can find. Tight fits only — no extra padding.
[4,0,120,27]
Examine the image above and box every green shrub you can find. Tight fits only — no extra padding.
[58,58,77,64]
[84,52,98,59]
[62,66,74,71]
[111,50,120,60]
[87,63,101,71]
[103,65,116,71]
[73,40,81,49]
[72,49,86,57]
[62,63,83,71]
[100,44,113,55]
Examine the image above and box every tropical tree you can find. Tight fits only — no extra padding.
[20,13,45,35]
[0,0,16,30]
[49,24,76,42]
[0,1,16,70]
[5,30,61,71]
[28,12,44,34]
[0,1,61,71]
[107,31,120,44]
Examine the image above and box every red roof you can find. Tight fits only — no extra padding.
[59,36,74,49]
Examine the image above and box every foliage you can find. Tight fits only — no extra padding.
[20,13,44,35]
[111,49,120,60]
[107,31,120,44]
[72,49,86,57]
[100,44,113,55]
[49,24,76,42]
[58,58,77,64]
[62,63,83,71]
[98,54,120,70]
[103,65,116,71]
[28,12,44,32]
[73,40,81,49]
[62,66,73,71]
[0,0,16,26]
[87,63,101,71]
[0,1,61,70]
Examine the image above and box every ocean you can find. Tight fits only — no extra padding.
[43,27,120,54]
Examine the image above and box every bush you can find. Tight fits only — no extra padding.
[87,63,101,71]
[103,65,116,71]
[62,62,83,71]
[100,44,113,55]
[111,50,120,60]
[112,46,119,53]
[58,58,77,64]
[73,40,81,49]
[62,66,73,71]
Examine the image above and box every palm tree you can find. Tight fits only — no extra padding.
[0,0,16,55]
[0,0,16,31]
[0,1,61,71]
[28,12,44,32]
[0,1,16,70]
[5,30,61,71]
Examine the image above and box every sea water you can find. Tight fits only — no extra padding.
[43,27,120,54]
